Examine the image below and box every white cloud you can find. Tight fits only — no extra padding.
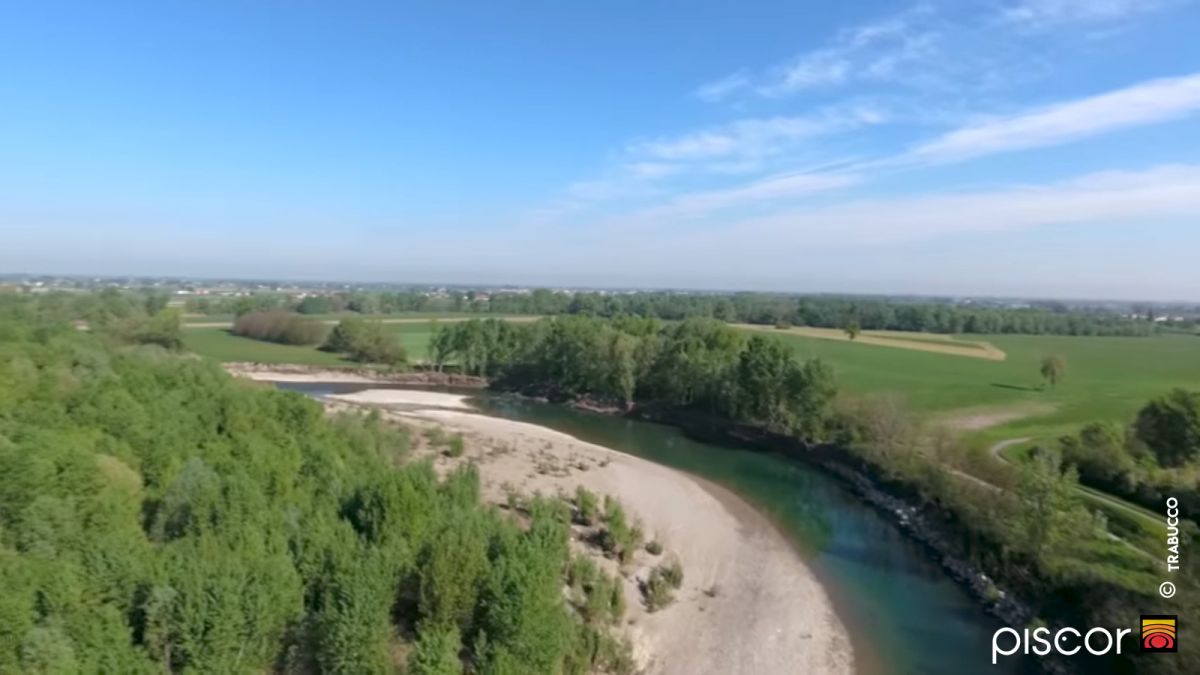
[630,170,861,221]
[1001,0,1190,27]
[632,104,888,163]
[908,73,1200,163]
[757,7,942,96]
[695,72,750,102]
[731,164,1200,245]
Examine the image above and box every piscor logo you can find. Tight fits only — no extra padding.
[991,615,1181,664]
[1141,615,1178,653]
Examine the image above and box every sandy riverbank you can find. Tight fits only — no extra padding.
[223,363,488,387]
[330,394,853,675]
[327,389,474,409]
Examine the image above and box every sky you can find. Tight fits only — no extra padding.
[2,0,1200,300]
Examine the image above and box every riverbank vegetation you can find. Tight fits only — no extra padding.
[0,300,634,673]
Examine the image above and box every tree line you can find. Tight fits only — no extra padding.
[0,297,632,673]
[431,316,837,438]
[191,288,1157,337]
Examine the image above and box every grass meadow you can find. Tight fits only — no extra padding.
[761,330,1200,445]
[183,321,443,364]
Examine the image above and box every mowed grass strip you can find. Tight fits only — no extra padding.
[735,324,1006,361]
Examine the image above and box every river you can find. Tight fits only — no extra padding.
[278,381,1030,675]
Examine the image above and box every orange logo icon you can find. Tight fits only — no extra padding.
[1141,615,1177,653]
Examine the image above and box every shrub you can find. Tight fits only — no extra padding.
[641,568,675,612]
[574,486,599,526]
[322,317,407,365]
[645,540,663,556]
[446,434,465,458]
[659,558,683,589]
[232,310,327,345]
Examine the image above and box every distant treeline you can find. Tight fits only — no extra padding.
[187,289,1156,336]
[0,299,634,673]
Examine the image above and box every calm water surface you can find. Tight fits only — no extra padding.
[280,382,1030,675]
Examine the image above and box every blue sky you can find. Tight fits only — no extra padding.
[3,0,1200,299]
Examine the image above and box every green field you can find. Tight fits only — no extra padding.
[182,327,354,366]
[183,321,443,364]
[763,330,1200,443]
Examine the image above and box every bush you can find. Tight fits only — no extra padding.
[641,567,675,612]
[575,486,599,526]
[446,434,465,458]
[659,558,683,589]
[232,310,327,345]
[645,540,663,556]
[322,318,406,365]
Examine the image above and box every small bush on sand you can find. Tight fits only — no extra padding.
[445,433,465,457]
[641,568,675,612]
[575,485,599,526]
[645,540,663,556]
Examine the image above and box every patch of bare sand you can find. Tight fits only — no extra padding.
[327,389,474,409]
[937,403,1056,431]
[391,407,854,675]
[228,369,383,384]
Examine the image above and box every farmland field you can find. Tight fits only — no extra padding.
[184,318,484,363]
[182,327,353,366]
[758,329,1200,444]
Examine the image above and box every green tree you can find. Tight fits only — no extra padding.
[408,625,463,675]
[843,318,861,340]
[1040,355,1066,390]
[1135,389,1200,467]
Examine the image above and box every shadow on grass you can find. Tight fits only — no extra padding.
[990,382,1042,393]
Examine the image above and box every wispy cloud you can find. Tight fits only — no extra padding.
[631,104,888,164]
[695,72,750,102]
[697,1,1190,103]
[633,170,861,221]
[1001,0,1191,28]
[757,6,943,97]
[907,73,1200,163]
[703,164,1200,246]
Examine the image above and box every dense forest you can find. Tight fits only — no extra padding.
[185,288,1156,337]
[0,299,632,673]
[433,317,1198,675]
